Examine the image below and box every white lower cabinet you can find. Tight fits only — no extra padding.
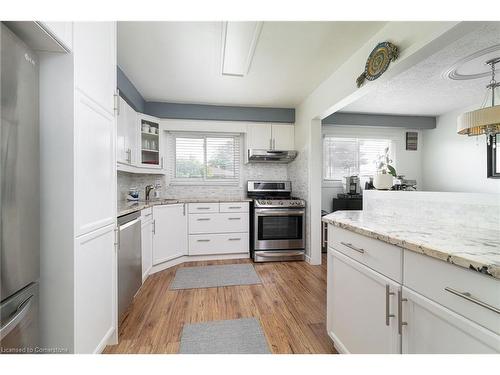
[327,249,400,354]
[141,217,153,282]
[187,202,249,256]
[401,287,500,354]
[189,233,249,256]
[153,204,188,265]
[326,224,500,354]
[75,224,115,353]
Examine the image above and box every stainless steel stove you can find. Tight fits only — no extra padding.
[247,181,305,262]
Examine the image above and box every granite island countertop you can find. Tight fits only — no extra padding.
[118,197,253,217]
[322,210,500,280]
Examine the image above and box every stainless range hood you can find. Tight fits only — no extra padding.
[247,149,298,163]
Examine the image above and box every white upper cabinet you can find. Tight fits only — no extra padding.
[73,22,117,236]
[246,123,273,150]
[116,97,138,165]
[75,92,116,236]
[153,204,188,265]
[271,124,294,150]
[39,22,73,51]
[245,123,295,161]
[74,22,116,115]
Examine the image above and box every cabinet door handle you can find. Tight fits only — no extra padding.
[340,241,365,254]
[228,206,241,209]
[197,207,210,210]
[228,238,241,241]
[152,220,156,235]
[161,157,164,169]
[385,285,395,326]
[228,217,241,220]
[398,290,408,335]
[183,203,186,216]
[197,239,210,242]
[444,287,500,314]
[323,222,328,248]
[197,218,210,221]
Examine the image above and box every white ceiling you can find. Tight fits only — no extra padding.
[117,21,386,107]
[341,23,500,116]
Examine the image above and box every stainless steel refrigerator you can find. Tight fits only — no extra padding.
[0,23,40,353]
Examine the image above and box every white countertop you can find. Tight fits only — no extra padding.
[323,210,500,280]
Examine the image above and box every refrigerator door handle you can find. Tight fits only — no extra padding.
[0,295,34,340]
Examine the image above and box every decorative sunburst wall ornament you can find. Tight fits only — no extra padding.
[356,41,399,88]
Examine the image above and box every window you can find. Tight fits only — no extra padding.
[323,136,393,181]
[169,133,241,184]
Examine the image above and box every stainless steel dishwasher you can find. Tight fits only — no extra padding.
[117,211,142,324]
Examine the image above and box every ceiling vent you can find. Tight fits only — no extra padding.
[221,21,263,77]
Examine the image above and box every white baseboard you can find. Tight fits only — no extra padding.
[149,253,250,275]
[328,330,349,354]
[95,326,115,353]
[305,253,312,264]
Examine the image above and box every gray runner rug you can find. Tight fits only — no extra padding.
[179,318,271,354]
[169,264,261,290]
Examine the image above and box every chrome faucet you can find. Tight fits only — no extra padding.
[145,185,155,201]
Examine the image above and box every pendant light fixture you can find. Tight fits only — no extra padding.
[457,57,500,143]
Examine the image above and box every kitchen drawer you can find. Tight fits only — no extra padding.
[404,250,500,334]
[219,202,249,213]
[189,233,249,255]
[189,213,249,234]
[328,225,402,282]
[141,207,153,221]
[188,202,219,213]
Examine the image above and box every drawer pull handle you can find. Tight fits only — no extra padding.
[228,206,241,209]
[340,241,365,254]
[197,207,210,210]
[197,239,211,242]
[197,218,210,221]
[228,217,241,220]
[228,238,241,241]
[444,287,500,314]
[385,285,395,326]
[397,290,408,335]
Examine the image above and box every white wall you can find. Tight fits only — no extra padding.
[422,105,500,194]
[321,125,423,212]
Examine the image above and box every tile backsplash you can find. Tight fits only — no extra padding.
[117,163,288,201]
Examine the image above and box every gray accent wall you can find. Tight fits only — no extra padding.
[117,67,294,123]
[117,66,146,113]
[145,102,294,123]
[322,112,436,129]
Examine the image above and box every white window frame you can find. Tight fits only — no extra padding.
[167,132,242,186]
[322,134,396,185]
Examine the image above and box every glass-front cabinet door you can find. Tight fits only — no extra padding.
[139,116,162,169]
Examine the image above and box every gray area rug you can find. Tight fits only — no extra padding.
[179,318,271,354]
[169,264,262,290]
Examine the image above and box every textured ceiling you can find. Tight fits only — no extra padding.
[117,21,386,107]
[342,22,500,116]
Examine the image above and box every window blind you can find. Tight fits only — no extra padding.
[323,136,393,181]
[168,132,241,185]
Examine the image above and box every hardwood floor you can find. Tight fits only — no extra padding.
[104,255,336,354]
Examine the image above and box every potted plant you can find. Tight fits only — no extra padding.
[373,147,396,190]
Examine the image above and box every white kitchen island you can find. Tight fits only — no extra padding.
[322,190,500,354]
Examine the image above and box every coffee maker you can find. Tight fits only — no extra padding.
[345,175,361,195]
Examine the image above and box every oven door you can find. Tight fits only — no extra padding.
[254,208,305,250]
